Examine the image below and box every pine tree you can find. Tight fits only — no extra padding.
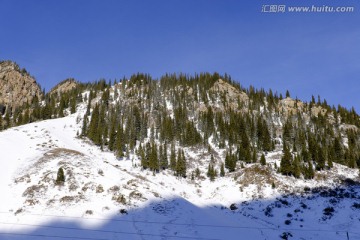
[56,167,65,185]
[286,90,290,98]
[86,93,91,116]
[225,151,236,172]
[207,164,216,181]
[160,144,168,170]
[148,142,159,172]
[4,111,10,129]
[305,161,315,179]
[220,163,225,177]
[115,123,125,157]
[70,98,76,114]
[176,150,186,178]
[158,144,163,169]
[301,145,309,161]
[225,151,230,169]
[347,148,357,168]
[102,124,108,147]
[23,109,30,124]
[17,113,23,126]
[283,119,293,144]
[252,149,257,163]
[207,164,213,180]
[280,143,293,176]
[108,122,116,151]
[139,144,146,168]
[143,142,151,169]
[260,153,266,166]
[328,157,333,169]
[88,104,101,145]
[81,114,87,136]
[292,155,301,178]
[170,144,176,171]
[315,145,326,170]
[58,98,65,117]
[334,136,343,163]
[98,106,106,148]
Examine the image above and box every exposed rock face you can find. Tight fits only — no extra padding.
[0,61,43,113]
[278,97,305,118]
[209,79,249,111]
[278,97,337,124]
[49,78,78,97]
[310,105,328,117]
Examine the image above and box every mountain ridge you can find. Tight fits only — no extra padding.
[0,100,359,240]
[1,61,360,239]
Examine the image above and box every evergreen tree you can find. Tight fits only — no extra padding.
[88,104,101,145]
[286,90,290,98]
[81,114,87,136]
[252,149,257,163]
[139,144,146,168]
[304,161,315,179]
[347,148,357,168]
[98,105,106,148]
[176,150,186,178]
[292,155,301,178]
[315,145,326,170]
[144,142,151,169]
[225,151,236,172]
[160,144,168,170]
[58,98,65,117]
[86,93,92,116]
[70,98,76,114]
[115,123,125,157]
[283,119,293,144]
[56,167,65,185]
[220,163,225,177]
[328,157,333,169]
[334,136,343,163]
[260,153,266,166]
[170,144,176,172]
[41,104,52,120]
[207,164,216,181]
[23,109,30,124]
[149,142,159,172]
[17,113,23,126]
[280,143,293,176]
[108,122,116,151]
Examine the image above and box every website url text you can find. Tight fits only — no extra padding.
[261,5,355,13]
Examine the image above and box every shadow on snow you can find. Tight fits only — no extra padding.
[1,180,360,240]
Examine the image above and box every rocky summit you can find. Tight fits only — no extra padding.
[0,61,43,113]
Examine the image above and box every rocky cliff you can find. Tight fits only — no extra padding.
[0,61,43,113]
[49,78,78,97]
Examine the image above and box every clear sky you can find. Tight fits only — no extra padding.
[1,0,359,112]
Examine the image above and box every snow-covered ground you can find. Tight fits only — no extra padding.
[1,106,360,239]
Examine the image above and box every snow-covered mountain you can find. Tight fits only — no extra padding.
[1,97,360,239]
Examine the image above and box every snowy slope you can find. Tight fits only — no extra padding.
[1,104,360,239]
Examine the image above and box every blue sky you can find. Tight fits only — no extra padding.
[1,0,360,111]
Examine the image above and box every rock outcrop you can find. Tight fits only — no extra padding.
[0,61,43,113]
[49,78,78,97]
[209,79,249,111]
